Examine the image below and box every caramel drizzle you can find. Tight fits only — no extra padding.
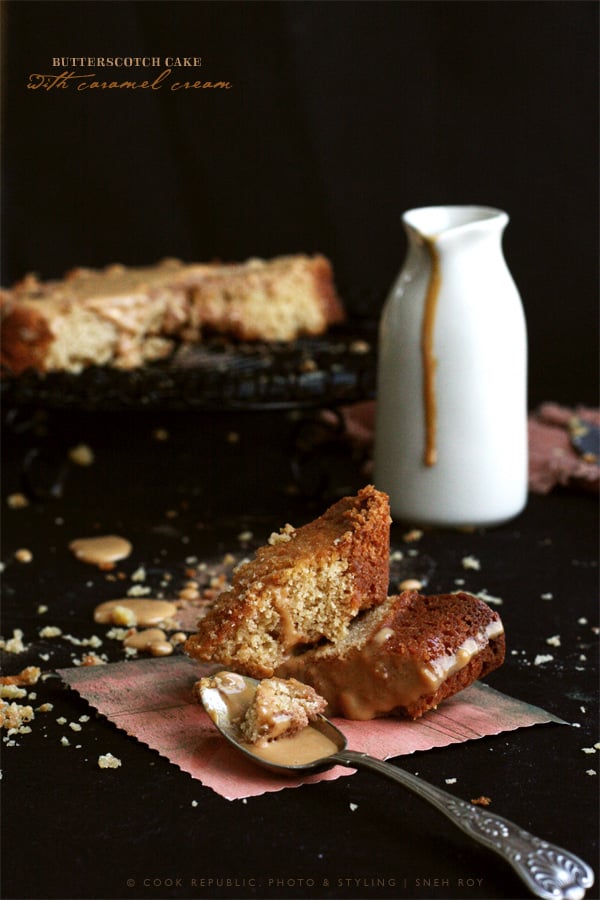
[420,237,441,467]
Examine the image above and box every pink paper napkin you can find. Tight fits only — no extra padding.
[58,656,564,800]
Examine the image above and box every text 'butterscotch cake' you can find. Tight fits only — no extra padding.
[184,486,391,678]
[0,254,345,375]
[276,590,505,720]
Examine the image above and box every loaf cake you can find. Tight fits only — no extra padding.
[0,254,345,375]
[276,590,505,720]
[184,485,391,678]
[239,676,327,745]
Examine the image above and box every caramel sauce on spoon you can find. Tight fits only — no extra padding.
[199,672,341,769]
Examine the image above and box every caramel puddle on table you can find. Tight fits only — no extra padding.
[122,627,174,656]
[123,627,167,649]
[420,236,441,468]
[69,535,132,566]
[93,598,177,626]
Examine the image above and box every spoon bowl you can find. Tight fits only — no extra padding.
[200,671,594,900]
[200,670,346,775]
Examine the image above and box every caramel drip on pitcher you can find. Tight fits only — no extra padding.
[421,237,441,467]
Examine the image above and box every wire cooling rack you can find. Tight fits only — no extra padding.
[1,322,378,412]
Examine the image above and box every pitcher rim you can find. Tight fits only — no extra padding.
[402,205,509,239]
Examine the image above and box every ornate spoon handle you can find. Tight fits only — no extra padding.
[333,750,595,900]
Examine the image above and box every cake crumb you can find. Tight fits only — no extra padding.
[546,635,561,647]
[402,529,423,543]
[474,588,503,606]
[68,443,95,466]
[109,606,137,626]
[14,548,33,564]
[461,555,481,571]
[6,493,28,509]
[127,584,152,597]
[445,777,457,785]
[471,796,492,806]
[98,752,122,769]
[399,578,423,591]
[268,524,295,546]
[349,802,358,812]
[78,652,106,666]
[39,626,62,639]
[534,654,554,666]
[0,701,34,729]
[299,356,318,373]
[130,566,147,582]
[0,629,27,653]
[0,666,41,687]
[0,685,26,700]
[106,627,130,641]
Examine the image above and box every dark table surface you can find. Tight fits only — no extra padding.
[2,401,598,900]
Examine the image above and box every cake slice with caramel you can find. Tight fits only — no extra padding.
[275,590,505,720]
[184,486,391,678]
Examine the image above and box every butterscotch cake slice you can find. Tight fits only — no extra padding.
[184,486,391,678]
[276,591,505,720]
[239,676,327,745]
[1,254,345,375]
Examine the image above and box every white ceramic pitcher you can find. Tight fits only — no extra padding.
[374,205,528,527]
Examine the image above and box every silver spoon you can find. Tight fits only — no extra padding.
[200,672,594,900]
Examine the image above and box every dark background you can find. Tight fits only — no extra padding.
[1,0,598,407]
[1,6,598,898]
